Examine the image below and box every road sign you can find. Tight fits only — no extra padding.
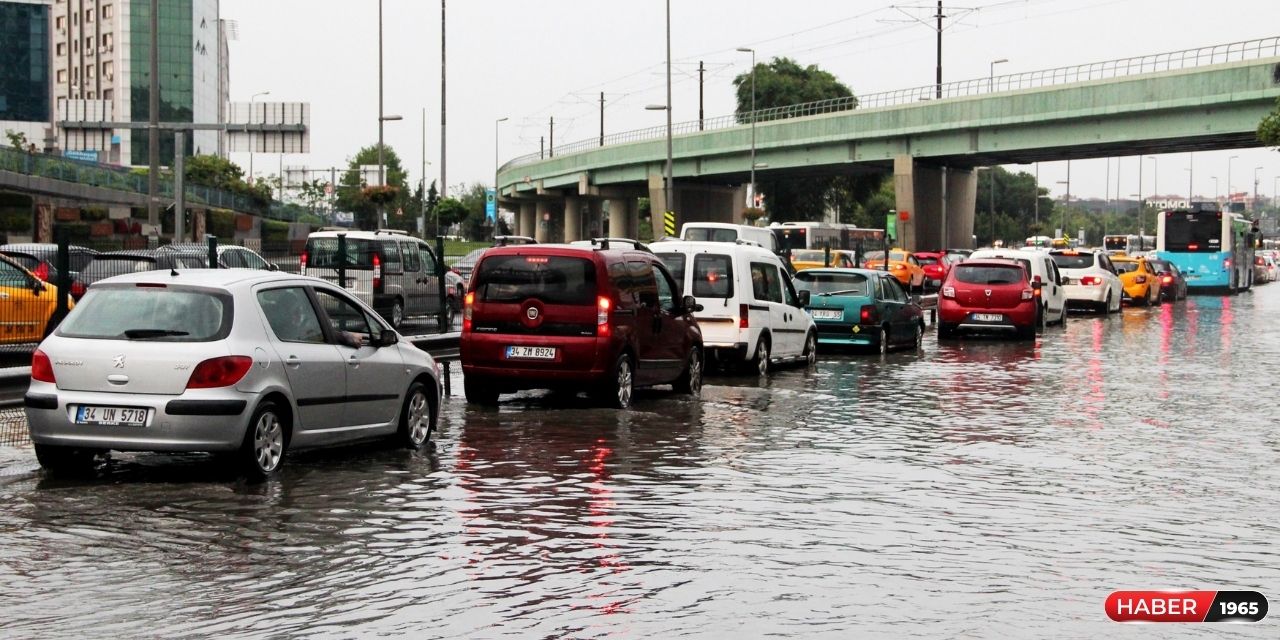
[485,188,497,221]
[396,207,403,217]
[885,214,897,241]
[898,210,910,221]
[64,150,99,162]
[663,211,677,237]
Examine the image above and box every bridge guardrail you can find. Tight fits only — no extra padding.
[500,35,1280,172]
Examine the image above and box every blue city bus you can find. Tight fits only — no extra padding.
[1156,204,1256,293]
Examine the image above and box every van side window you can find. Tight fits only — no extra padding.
[750,262,783,303]
[419,243,437,275]
[380,240,402,273]
[629,260,658,307]
[402,241,421,272]
[658,253,685,283]
[780,269,801,307]
[608,261,632,303]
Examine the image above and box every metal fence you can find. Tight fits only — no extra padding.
[500,35,1280,171]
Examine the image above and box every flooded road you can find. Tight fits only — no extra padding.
[2,288,1279,638]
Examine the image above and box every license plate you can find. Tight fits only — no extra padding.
[973,313,1003,322]
[75,405,148,426]
[811,309,843,320]
[506,346,556,360]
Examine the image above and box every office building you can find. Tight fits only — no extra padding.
[0,0,53,150]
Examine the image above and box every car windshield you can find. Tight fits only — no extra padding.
[953,264,1026,285]
[1051,252,1095,269]
[682,227,739,243]
[58,285,231,341]
[305,237,376,268]
[794,272,870,296]
[1113,261,1140,274]
[472,255,596,305]
[1,253,40,271]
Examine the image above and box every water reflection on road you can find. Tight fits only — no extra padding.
[2,288,1280,638]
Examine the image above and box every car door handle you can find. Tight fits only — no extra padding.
[347,356,361,367]
[285,356,301,367]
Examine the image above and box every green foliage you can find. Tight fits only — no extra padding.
[262,219,290,243]
[733,57,855,119]
[973,167,1059,245]
[0,209,32,232]
[457,183,493,241]
[208,209,236,239]
[5,129,28,151]
[336,143,409,230]
[434,198,469,230]
[1259,96,1280,147]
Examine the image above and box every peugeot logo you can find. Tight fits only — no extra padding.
[526,307,539,320]
[112,355,126,369]
[984,289,992,297]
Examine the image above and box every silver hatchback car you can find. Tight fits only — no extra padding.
[25,269,442,478]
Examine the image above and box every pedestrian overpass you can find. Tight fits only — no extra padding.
[496,37,1280,250]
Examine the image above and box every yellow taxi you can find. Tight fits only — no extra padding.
[861,249,926,290]
[0,253,71,344]
[789,249,857,271]
[1111,255,1161,306]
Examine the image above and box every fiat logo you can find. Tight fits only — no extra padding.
[526,307,539,320]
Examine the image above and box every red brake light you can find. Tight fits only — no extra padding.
[1162,276,1172,284]
[300,252,308,271]
[1081,276,1101,286]
[33,262,49,282]
[739,303,749,329]
[1033,287,1042,297]
[462,292,474,333]
[186,356,253,389]
[372,253,383,291]
[1223,259,1231,269]
[32,349,55,383]
[525,256,549,264]
[70,281,86,298]
[860,307,878,323]
[1188,244,1199,250]
[597,296,612,336]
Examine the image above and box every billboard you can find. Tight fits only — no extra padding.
[226,102,310,153]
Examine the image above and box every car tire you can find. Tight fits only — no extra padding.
[390,298,405,329]
[912,322,924,350]
[673,346,703,397]
[464,375,499,405]
[396,381,435,449]
[441,300,456,330]
[802,331,818,367]
[33,443,97,475]
[749,336,771,376]
[239,401,287,480]
[601,353,635,409]
[879,326,890,355]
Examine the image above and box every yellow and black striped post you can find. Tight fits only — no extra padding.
[663,210,677,238]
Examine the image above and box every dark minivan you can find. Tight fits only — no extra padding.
[461,239,704,408]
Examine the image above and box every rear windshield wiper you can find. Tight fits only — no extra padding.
[818,289,864,297]
[123,329,190,339]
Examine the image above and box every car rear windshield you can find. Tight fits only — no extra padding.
[916,256,938,266]
[791,250,826,262]
[1147,259,1168,271]
[472,255,596,305]
[58,285,232,341]
[2,253,40,271]
[682,227,738,243]
[305,237,377,269]
[794,271,870,296]
[953,265,1026,285]
[81,257,160,283]
[1051,253,1095,269]
[1113,261,1139,274]
[691,253,733,298]
[1164,211,1221,252]
[658,253,685,283]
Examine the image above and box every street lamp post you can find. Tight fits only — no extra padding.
[978,166,994,244]
[494,116,508,231]
[1212,176,1219,203]
[645,0,674,235]
[1147,156,1158,204]
[247,90,270,183]
[737,47,757,208]
[1227,154,1239,206]
[1255,166,1264,211]
[989,58,1008,92]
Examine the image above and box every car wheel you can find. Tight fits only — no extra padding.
[602,353,635,409]
[673,347,703,396]
[240,401,287,480]
[390,298,405,329]
[396,381,435,449]
[33,443,97,475]
[913,322,924,350]
[750,337,771,376]
[464,375,499,405]
[878,326,890,355]
[803,332,818,367]
[441,299,456,329]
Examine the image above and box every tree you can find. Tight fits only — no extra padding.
[182,154,272,207]
[1260,97,1280,147]
[457,183,492,240]
[731,58,857,221]
[434,198,468,232]
[5,129,28,151]
[974,167,1058,245]
[336,143,409,230]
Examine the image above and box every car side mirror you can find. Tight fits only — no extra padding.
[682,294,703,314]
[31,278,44,295]
[267,262,279,272]
[375,329,399,347]
[797,290,811,306]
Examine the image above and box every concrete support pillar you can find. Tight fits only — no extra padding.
[563,196,582,242]
[519,202,536,238]
[535,201,553,243]
[628,199,640,241]
[894,155,943,251]
[732,185,747,225]
[945,169,977,249]
[648,172,677,239]
[586,199,603,239]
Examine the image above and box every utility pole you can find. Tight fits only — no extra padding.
[147,0,159,226]
[885,1,974,101]
[935,0,943,99]
[549,117,554,157]
[440,0,447,198]
[698,61,705,131]
[422,107,427,235]
[599,92,605,147]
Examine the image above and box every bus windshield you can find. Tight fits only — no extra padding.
[1164,211,1222,253]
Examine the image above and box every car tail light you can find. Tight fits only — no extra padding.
[597,296,611,337]
[186,356,252,389]
[1134,275,1146,284]
[941,286,955,299]
[1223,259,1231,269]
[32,262,49,282]
[1021,289,1034,300]
[462,292,474,333]
[1162,276,1173,284]
[860,307,878,323]
[372,253,382,292]
[299,252,308,271]
[739,303,749,329]
[1033,286,1042,297]
[70,280,86,298]
[891,264,905,270]
[31,349,55,384]
[1081,276,1101,286]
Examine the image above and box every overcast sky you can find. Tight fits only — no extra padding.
[221,0,1280,202]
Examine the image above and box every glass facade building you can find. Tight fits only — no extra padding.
[0,1,51,122]
[129,0,193,165]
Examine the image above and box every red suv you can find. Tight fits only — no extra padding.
[461,240,704,408]
[938,258,1041,340]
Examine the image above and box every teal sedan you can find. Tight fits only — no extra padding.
[794,268,926,353]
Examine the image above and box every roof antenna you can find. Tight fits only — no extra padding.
[170,268,180,277]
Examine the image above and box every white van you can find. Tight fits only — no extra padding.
[653,240,816,374]
[678,222,779,254]
[968,248,1068,327]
